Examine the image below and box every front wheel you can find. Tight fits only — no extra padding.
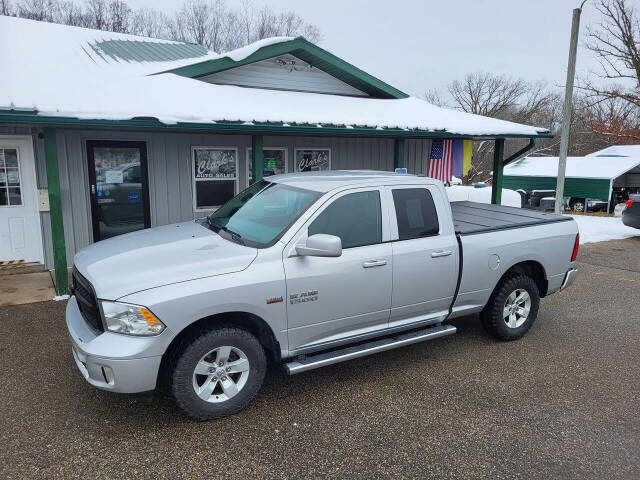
[481,274,540,341]
[171,327,266,421]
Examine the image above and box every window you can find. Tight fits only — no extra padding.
[207,179,320,248]
[295,148,331,172]
[122,164,141,183]
[193,147,237,210]
[392,188,439,240]
[0,148,22,206]
[308,190,381,249]
[247,148,287,181]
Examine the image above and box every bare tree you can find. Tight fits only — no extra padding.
[86,0,108,30]
[16,0,58,21]
[130,7,170,39]
[582,0,640,107]
[107,0,131,33]
[1,0,13,15]
[426,73,562,183]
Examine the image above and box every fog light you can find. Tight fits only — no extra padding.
[102,366,115,385]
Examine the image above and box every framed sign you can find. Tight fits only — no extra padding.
[192,147,238,210]
[295,148,331,172]
[247,147,287,182]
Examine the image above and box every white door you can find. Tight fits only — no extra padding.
[0,136,43,263]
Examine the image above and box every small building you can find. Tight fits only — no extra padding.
[0,16,550,294]
[503,145,640,208]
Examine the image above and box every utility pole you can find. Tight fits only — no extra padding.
[555,3,585,214]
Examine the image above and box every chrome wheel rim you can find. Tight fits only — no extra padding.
[192,346,250,403]
[503,289,531,329]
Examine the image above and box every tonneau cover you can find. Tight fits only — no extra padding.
[451,201,572,235]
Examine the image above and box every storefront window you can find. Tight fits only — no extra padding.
[295,148,331,172]
[193,147,237,210]
[247,148,287,181]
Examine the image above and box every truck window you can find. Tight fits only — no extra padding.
[392,188,439,240]
[308,190,382,249]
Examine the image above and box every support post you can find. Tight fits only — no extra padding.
[393,138,405,170]
[43,128,68,295]
[555,6,583,214]
[491,139,505,205]
[251,134,263,184]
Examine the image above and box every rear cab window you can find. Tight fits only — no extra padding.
[391,188,440,240]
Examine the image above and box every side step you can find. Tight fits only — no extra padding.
[285,324,457,375]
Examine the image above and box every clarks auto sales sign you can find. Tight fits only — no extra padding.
[194,148,237,178]
[296,149,330,172]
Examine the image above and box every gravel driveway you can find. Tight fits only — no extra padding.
[1,238,639,479]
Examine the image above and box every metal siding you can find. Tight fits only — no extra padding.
[503,176,611,199]
[38,129,432,268]
[199,54,369,97]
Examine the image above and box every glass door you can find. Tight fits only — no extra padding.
[87,140,150,241]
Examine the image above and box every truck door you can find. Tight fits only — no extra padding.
[388,185,458,327]
[283,187,393,352]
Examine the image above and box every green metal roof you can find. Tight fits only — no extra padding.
[164,37,409,99]
[90,40,208,63]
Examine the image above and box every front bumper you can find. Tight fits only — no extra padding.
[66,296,171,393]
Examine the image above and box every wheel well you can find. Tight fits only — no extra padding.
[156,312,280,393]
[500,261,548,297]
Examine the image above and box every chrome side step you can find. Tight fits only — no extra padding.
[285,324,457,375]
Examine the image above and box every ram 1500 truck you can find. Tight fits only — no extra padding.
[67,171,579,420]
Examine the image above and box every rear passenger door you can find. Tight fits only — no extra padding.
[388,185,458,327]
[283,187,393,352]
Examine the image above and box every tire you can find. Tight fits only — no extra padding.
[570,199,585,212]
[171,327,266,421]
[481,274,540,341]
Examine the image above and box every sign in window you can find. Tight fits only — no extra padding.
[193,147,238,210]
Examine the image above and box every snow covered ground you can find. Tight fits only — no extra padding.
[568,214,640,244]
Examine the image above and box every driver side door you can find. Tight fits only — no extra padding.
[283,187,393,353]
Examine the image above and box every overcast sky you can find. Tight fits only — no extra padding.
[125,0,608,98]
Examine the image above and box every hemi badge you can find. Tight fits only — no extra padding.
[266,296,283,305]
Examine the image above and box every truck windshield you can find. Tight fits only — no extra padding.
[207,180,321,248]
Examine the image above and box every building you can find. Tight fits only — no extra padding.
[503,145,640,208]
[0,16,551,294]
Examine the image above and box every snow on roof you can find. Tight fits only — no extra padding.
[586,145,640,157]
[504,148,640,180]
[0,16,549,137]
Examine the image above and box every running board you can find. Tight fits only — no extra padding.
[285,324,457,375]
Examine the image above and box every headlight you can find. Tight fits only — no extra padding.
[101,301,165,336]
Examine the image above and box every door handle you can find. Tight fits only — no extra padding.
[363,259,387,268]
[431,250,452,258]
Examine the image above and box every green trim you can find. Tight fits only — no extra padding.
[0,112,553,141]
[491,139,505,205]
[164,37,409,99]
[251,135,263,184]
[503,138,536,165]
[393,138,405,169]
[43,128,68,295]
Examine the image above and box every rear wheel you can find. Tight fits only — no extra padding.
[171,327,266,421]
[570,199,585,212]
[481,274,540,341]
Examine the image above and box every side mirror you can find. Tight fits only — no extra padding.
[296,234,342,257]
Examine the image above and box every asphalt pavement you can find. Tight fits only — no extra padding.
[1,238,639,479]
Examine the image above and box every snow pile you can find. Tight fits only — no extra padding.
[0,16,548,136]
[568,215,640,244]
[446,186,522,207]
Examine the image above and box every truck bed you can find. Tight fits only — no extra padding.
[450,201,572,235]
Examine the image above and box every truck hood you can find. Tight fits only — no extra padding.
[73,221,257,300]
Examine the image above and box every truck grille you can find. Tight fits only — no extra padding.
[72,268,103,332]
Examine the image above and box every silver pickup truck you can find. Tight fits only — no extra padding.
[67,171,579,420]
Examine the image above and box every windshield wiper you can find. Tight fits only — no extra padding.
[208,218,244,245]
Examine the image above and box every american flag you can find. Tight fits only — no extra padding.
[427,139,453,183]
